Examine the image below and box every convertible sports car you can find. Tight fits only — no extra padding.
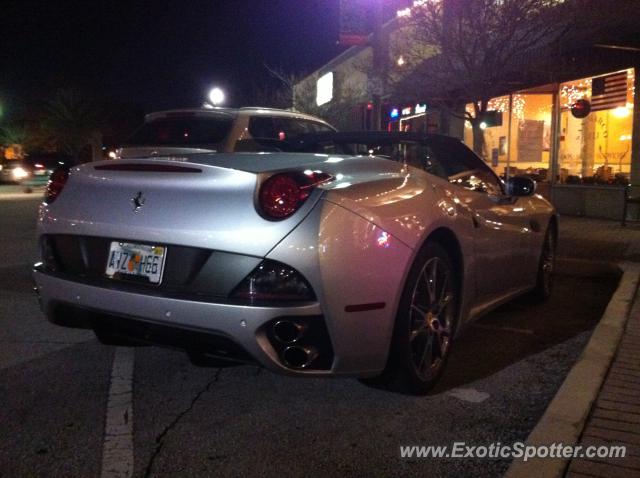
[33,132,556,394]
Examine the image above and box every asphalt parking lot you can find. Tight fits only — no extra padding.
[0,196,619,477]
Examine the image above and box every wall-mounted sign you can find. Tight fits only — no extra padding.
[339,0,371,46]
[401,107,412,116]
[390,108,399,119]
[316,72,334,106]
[415,103,427,114]
[571,99,591,119]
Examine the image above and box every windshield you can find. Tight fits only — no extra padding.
[125,116,234,147]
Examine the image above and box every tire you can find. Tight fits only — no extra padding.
[531,225,556,301]
[374,241,459,395]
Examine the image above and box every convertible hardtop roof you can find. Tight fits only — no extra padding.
[292,130,462,146]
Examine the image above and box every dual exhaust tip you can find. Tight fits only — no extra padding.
[273,320,317,369]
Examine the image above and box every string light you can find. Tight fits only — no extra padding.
[560,79,591,109]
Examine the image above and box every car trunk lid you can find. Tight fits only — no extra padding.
[42,156,325,257]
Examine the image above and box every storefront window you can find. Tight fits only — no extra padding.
[558,69,634,185]
[464,91,554,183]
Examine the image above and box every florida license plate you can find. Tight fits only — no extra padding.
[105,242,167,284]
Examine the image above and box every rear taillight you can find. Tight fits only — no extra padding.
[258,171,333,220]
[45,167,70,204]
[230,260,316,302]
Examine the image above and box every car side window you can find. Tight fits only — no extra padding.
[248,116,278,139]
[273,118,313,140]
[430,140,504,195]
[308,122,335,134]
[399,142,449,179]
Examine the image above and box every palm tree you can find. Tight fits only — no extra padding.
[40,89,106,163]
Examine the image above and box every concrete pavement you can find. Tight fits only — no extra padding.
[0,199,632,477]
[506,215,640,477]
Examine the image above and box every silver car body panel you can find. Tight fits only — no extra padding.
[34,151,555,376]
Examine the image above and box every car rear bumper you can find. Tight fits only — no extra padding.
[32,267,366,377]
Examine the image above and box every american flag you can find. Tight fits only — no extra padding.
[591,71,629,112]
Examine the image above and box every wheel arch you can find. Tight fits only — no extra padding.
[422,227,464,297]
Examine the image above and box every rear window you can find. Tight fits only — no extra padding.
[126,116,233,146]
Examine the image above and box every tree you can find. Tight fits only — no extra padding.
[39,89,107,163]
[393,0,573,156]
[295,82,368,130]
[251,64,301,110]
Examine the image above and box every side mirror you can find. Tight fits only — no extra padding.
[506,176,536,197]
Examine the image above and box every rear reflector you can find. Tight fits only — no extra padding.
[344,302,386,313]
[94,164,202,173]
[230,260,316,302]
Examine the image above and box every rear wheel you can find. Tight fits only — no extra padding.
[376,242,459,395]
[531,225,556,301]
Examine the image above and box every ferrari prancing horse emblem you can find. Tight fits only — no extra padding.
[131,191,146,212]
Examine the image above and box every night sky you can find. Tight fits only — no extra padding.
[1,0,348,114]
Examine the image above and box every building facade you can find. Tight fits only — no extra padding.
[293,3,640,220]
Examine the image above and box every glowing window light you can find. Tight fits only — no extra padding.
[316,72,333,106]
[613,106,630,118]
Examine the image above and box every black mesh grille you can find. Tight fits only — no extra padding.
[40,234,261,301]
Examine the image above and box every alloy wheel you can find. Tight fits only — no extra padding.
[408,257,454,382]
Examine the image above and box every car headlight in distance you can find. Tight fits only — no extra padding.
[230,260,316,302]
[12,166,29,180]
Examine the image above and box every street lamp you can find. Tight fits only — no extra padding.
[207,87,225,106]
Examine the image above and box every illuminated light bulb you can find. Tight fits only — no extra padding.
[613,106,630,118]
[207,87,225,106]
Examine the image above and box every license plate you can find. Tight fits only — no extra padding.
[105,242,167,284]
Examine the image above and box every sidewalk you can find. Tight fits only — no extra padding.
[565,300,640,477]
[507,215,640,478]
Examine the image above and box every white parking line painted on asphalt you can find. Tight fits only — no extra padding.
[101,347,135,478]
[447,388,490,403]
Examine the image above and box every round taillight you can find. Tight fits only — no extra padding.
[45,167,70,204]
[259,173,310,220]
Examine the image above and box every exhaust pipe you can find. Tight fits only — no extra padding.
[282,346,318,369]
[273,320,307,344]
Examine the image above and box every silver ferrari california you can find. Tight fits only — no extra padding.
[33,132,556,394]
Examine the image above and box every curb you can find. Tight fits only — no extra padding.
[504,262,640,478]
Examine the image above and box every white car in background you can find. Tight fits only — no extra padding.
[116,107,335,158]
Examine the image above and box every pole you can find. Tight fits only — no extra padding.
[506,94,513,182]
[371,0,386,130]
